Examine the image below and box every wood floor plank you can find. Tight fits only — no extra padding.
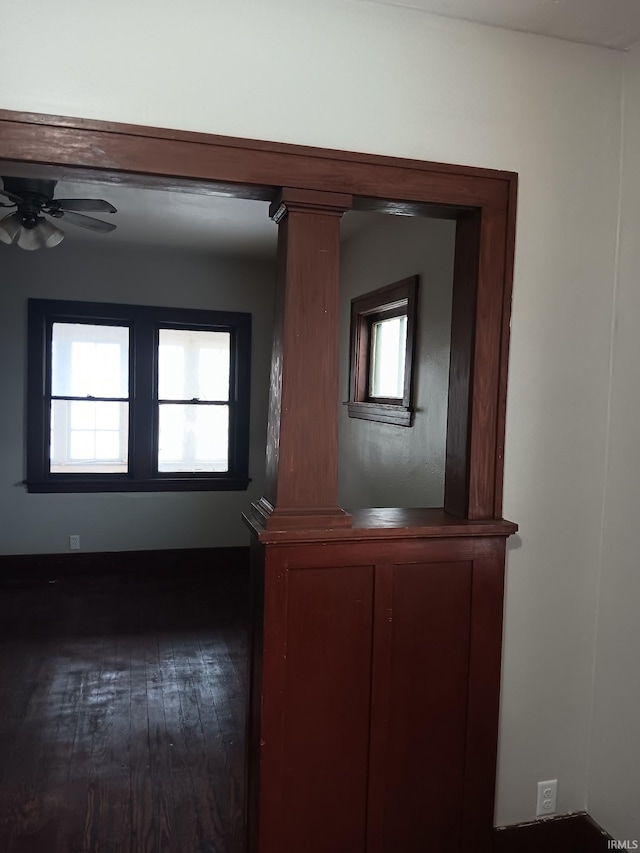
[178,632,230,852]
[143,631,177,853]
[156,626,199,851]
[128,637,155,853]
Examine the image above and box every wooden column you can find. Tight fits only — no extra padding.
[252,188,352,530]
[445,206,510,520]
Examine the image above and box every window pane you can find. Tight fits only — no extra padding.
[158,329,230,401]
[95,431,120,460]
[95,401,121,431]
[70,431,95,460]
[158,344,185,400]
[51,323,129,398]
[50,399,128,473]
[69,400,95,430]
[158,404,229,473]
[370,315,407,399]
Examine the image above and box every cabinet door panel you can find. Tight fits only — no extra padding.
[281,565,374,853]
[372,560,473,852]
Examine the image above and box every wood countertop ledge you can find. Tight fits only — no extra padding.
[243,507,518,544]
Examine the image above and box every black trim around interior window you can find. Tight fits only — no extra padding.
[26,299,252,493]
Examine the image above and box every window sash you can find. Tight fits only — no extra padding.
[157,402,230,473]
[48,320,132,474]
[50,399,130,473]
[346,276,418,428]
[368,314,408,401]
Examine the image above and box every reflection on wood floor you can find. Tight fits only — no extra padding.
[0,558,248,853]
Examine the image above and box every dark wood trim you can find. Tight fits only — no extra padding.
[468,205,508,518]
[0,109,514,206]
[244,507,517,545]
[444,201,518,520]
[493,174,518,517]
[347,275,418,427]
[365,562,395,853]
[346,401,412,426]
[493,813,614,852]
[444,210,479,518]
[348,276,418,319]
[246,538,266,853]
[0,545,250,583]
[269,187,353,220]
[461,537,507,851]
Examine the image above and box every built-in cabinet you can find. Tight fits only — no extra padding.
[245,510,516,853]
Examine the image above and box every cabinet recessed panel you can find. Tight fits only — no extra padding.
[282,565,375,853]
[379,560,473,852]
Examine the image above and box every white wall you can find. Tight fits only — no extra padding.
[0,243,275,553]
[588,43,640,842]
[0,0,627,828]
[339,214,454,509]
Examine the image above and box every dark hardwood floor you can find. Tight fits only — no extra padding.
[0,558,248,853]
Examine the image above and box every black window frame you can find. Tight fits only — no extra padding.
[27,299,252,493]
[346,275,418,427]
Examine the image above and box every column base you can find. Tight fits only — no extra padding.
[250,497,352,530]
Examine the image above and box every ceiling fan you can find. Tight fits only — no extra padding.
[0,177,117,250]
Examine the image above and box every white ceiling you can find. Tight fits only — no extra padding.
[44,181,278,258]
[360,0,640,50]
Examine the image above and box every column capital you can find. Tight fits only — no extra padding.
[269,187,353,223]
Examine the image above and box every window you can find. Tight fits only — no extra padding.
[27,299,251,492]
[346,276,418,426]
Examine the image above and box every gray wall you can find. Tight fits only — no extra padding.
[588,40,640,841]
[338,214,455,509]
[0,242,275,554]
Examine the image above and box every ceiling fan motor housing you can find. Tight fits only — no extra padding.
[2,177,59,228]
[2,177,57,200]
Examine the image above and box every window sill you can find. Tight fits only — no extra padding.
[25,477,251,494]
[346,401,413,427]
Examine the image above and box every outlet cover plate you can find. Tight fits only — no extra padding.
[536,779,558,816]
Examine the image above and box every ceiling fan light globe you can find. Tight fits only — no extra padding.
[17,225,46,251]
[38,218,65,248]
[0,213,21,244]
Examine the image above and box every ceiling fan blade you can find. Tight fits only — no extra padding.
[62,211,117,233]
[0,187,22,205]
[56,199,117,213]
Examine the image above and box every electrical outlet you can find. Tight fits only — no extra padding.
[536,779,557,816]
[69,534,80,551]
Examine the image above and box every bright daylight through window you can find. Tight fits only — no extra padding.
[157,329,230,474]
[50,322,130,473]
[369,315,407,399]
[27,300,251,492]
